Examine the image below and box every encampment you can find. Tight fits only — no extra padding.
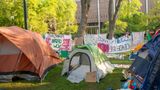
[0,26,62,82]
[61,45,114,83]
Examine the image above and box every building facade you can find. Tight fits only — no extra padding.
[75,0,154,34]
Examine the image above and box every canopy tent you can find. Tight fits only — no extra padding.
[61,45,114,83]
[0,26,62,82]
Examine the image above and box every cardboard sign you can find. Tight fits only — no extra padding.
[74,37,84,45]
[85,71,97,83]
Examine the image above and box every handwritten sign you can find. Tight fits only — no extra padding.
[45,33,144,53]
[97,35,132,53]
[84,34,132,53]
[45,34,72,51]
[109,40,131,53]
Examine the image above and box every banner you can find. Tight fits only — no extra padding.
[84,34,106,46]
[108,39,131,53]
[45,34,72,51]
[97,36,110,53]
[44,33,144,53]
[98,36,132,53]
[84,34,98,46]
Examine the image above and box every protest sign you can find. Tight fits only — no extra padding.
[98,36,132,53]
[84,34,106,46]
[84,34,98,46]
[109,36,132,53]
[45,34,72,51]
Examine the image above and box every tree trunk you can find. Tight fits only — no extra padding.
[47,19,56,34]
[75,0,91,45]
[108,0,114,39]
[108,21,115,39]
[108,0,122,39]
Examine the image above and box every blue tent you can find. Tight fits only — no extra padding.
[129,34,160,90]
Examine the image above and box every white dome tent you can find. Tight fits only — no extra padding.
[61,45,114,83]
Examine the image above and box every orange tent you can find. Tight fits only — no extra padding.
[0,26,62,82]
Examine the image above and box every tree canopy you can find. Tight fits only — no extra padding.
[0,0,77,34]
[118,0,147,32]
[103,0,147,37]
[147,0,160,31]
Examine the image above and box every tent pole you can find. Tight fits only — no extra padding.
[13,50,22,76]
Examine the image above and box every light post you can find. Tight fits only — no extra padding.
[23,0,28,30]
[97,0,100,34]
[145,0,149,14]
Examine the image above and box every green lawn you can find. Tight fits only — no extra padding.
[0,64,125,90]
[0,59,132,90]
[110,59,133,64]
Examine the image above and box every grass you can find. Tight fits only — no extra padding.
[0,59,133,90]
[109,59,133,64]
[0,64,125,90]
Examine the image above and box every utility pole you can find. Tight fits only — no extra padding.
[97,0,100,34]
[23,0,28,30]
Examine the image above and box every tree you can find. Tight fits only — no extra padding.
[118,0,142,19]
[106,0,145,38]
[76,0,91,38]
[147,0,160,31]
[108,0,122,39]
[118,0,146,32]
[102,20,127,37]
[0,0,77,34]
[126,13,147,32]
[0,0,24,27]
[27,0,52,34]
[28,0,77,34]
[55,0,77,34]
[74,0,91,45]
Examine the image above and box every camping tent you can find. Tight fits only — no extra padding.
[61,45,114,83]
[0,26,62,82]
[129,34,160,90]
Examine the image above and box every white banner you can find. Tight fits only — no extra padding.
[44,33,144,53]
[84,34,98,46]
[84,34,106,46]
[98,36,132,53]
